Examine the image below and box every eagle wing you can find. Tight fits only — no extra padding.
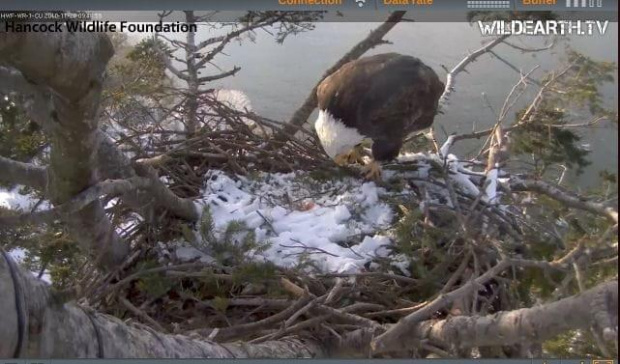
[361,55,444,139]
[317,53,444,141]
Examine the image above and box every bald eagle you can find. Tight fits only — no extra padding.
[315,53,444,180]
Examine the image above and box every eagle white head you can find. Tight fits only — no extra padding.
[314,109,365,162]
[314,53,443,177]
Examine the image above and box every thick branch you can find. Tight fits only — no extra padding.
[1,249,616,358]
[0,253,325,358]
[331,280,618,356]
[510,177,618,223]
[0,156,47,191]
[96,134,200,222]
[125,175,200,221]
[422,280,618,348]
[0,177,199,227]
[0,31,112,102]
[371,259,512,352]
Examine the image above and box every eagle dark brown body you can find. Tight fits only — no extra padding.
[315,53,444,171]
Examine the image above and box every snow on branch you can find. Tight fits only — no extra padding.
[438,134,456,158]
[482,126,508,205]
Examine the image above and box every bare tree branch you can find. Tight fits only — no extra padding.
[510,177,619,224]
[371,258,513,352]
[0,176,199,227]
[325,278,618,356]
[0,156,47,191]
[1,246,616,358]
[341,280,617,355]
[438,35,510,109]
[194,13,288,69]
[370,256,612,353]
[197,66,241,83]
[422,279,617,349]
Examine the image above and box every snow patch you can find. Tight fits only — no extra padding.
[0,186,48,211]
[169,152,508,274]
[188,171,396,273]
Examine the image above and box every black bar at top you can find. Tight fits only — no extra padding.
[1,359,619,364]
[2,0,363,11]
[0,0,618,11]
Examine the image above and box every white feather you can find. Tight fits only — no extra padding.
[315,110,365,160]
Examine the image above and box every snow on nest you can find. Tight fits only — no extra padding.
[0,150,502,279]
[175,170,397,274]
[392,152,487,205]
[169,151,504,275]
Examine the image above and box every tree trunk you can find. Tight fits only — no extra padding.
[0,29,129,270]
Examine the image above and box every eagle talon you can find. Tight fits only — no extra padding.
[362,160,382,181]
[334,145,367,167]
[347,145,367,165]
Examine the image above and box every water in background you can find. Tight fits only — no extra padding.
[162,21,618,187]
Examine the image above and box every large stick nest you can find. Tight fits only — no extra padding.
[80,97,551,357]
